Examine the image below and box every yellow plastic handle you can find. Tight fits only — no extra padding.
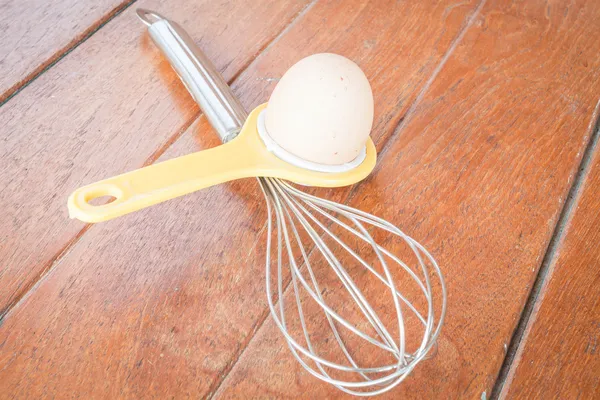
[67,137,264,222]
[68,105,377,223]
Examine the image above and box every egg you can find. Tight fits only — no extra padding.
[264,53,374,166]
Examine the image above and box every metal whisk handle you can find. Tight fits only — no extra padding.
[137,8,247,143]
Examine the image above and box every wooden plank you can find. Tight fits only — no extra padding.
[0,0,311,315]
[0,0,132,102]
[500,131,600,398]
[212,0,600,398]
[0,0,482,398]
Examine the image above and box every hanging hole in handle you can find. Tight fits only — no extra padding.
[81,184,124,208]
[87,195,117,206]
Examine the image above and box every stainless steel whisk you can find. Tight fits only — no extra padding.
[139,9,446,396]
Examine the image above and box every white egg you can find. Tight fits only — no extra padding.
[264,53,374,166]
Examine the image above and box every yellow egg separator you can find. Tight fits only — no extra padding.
[67,103,377,223]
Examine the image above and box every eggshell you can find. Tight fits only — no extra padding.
[264,53,374,165]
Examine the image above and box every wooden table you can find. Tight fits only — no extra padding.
[1,0,599,398]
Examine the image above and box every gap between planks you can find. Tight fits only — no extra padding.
[0,0,138,107]
[0,0,139,319]
[0,110,199,320]
[205,0,488,396]
[491,98,600,399]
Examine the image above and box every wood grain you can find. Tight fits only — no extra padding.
[214,0,600,398]
[500,128,600,398]
[0,0,133,102]
[0,0,311,316]
[0,0,483,398]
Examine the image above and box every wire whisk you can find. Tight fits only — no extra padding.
[261,177,446,396]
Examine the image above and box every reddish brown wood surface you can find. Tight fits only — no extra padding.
[0,0,132,102]
[1,0,600,398]
[0,0,484,398]
[214,0,600,398]
[0,0,310,316]
[500,130,600,398]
